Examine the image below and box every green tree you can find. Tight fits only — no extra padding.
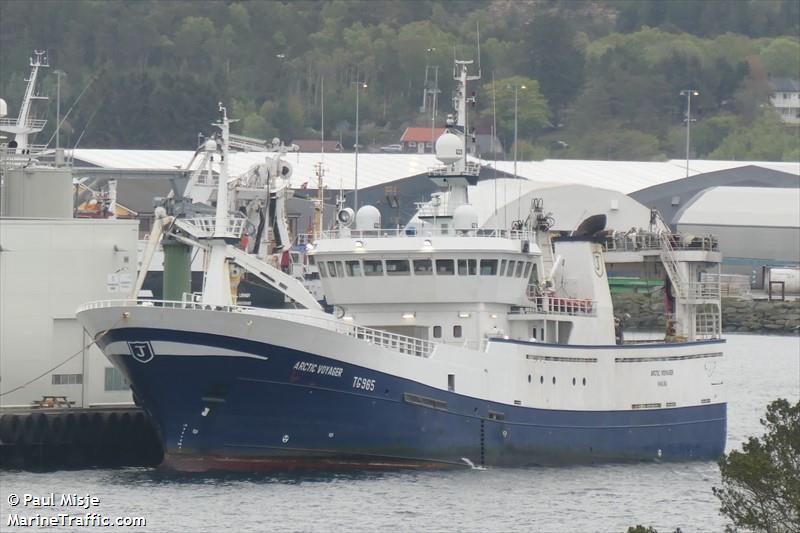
[713,398,800,532]
[709,113,800,161]
[761,37,800,79]
[480,76,550,149]
[524,13,585,123]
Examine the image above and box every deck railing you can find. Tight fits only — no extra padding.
[516,294,597,317]
[77,299,437,358]
[308,227,534,241]
[604,232,719,253]
[179,216,247,238]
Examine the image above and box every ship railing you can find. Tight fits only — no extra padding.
[604,232,719,253]
[684,280,721,300]
[309,228,534,241]
[77,299,437,358]
[0,144,58,169]
[663,311,721,341]
[178,216,246,239]
[428,161,481,177]
[0,117,47,130]
[695,312,721,339]
[514,295,597,317]
[702,273,751,299]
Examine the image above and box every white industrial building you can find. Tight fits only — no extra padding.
[675,186,800,281]
[71,149,799,195]
[0,166,138,408]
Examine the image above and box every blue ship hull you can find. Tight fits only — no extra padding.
[99,327,727,472]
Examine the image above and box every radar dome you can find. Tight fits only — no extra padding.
[355,205,381,230]
[0,98,7,118]
[435,132,463,164]
[453,204,479,232]
[204,139,218,152]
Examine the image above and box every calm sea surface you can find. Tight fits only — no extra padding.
[2,333,798,533]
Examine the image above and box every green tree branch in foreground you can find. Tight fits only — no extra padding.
[713,398,800,533]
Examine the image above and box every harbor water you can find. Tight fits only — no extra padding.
[2,333,798,532]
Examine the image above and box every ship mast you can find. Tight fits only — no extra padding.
[0,50,49,151]
[313,162,325,239]
[201,103,238,307]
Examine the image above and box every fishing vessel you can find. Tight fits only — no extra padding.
[76,61,726,471]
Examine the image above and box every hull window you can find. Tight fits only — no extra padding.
[457,259,477,275]
[453,325,463,338]
[345,260,362,276]
[448,374,455,392]
[436,259,455,275]
[364,260,383,276]
[433,325,442,338]
[386,259,410,276]
[506,260,516,277]
[413,259,433,275]
[480,259,498,275]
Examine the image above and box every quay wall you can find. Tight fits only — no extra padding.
[612,293,800,334]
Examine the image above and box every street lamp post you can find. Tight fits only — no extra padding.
[680,89,699,178]
[513,84,526,221]
[54,70,65,151]
[512,84,527,180]
[353,80,367,210]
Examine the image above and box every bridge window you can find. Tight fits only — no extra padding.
[458,259,477,275]
[453,325,462,338]
[334,261,344,277]
[413,259,433,275]
[436,259,455,275]
[433,326,442,338]
[386,259,410,275]
[318,262,328,278]
[363,260,383,276]
[515,261,525,277]
[345,260,362,277]
[500,259,507,276]
[506,260,516,277]
[480,259,498,275]
[326,261,338,277]
[523,262,532,278]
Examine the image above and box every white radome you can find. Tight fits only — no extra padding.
[453,203,479,231]
[435,132,463,164]
[355,205,381,230]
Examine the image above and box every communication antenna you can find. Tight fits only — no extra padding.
[492,71,498,229]
[476,22,482,78]
[320,76,325,161]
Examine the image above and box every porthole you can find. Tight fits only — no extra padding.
[528,374,531,383]
[582,378,586,386]
[540,376,544,384]
[552,376,556,385]
[572,377,576,386]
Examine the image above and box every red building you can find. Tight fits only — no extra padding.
[399,127,446,153]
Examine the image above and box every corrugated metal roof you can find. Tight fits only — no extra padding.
[71,149,442,191]
[483,159,800,195]
[71,149,799,194]
[676,186,800,228]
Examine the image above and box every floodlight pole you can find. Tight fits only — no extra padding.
[680,89,699,178]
